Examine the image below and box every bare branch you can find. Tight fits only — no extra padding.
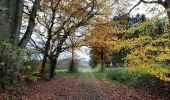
[128,0,142,14]
[141,0,163,4]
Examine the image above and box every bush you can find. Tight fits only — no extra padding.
[0,41,26,87]
[147,63,170,81]
[19,61,41,83]
[0,41,41,87]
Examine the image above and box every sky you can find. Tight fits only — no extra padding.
[130,1,165,18]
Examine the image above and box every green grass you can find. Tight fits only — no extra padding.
[55,68,68,76]
[78,67,94,83]
[92,68,111,81]
[79,67,109,81]
[78,67,94,73]
[55,68,80,79]
[84,72,93,83]
[55,67,155,86]
[93,67,155,85]
[55,67,95,79]
[106,67,142,84]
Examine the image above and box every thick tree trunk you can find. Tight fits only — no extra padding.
[11,0,23,45]
[49,58,57,78]
[40,9,56,76]
[0,0,23,88]
[18,0,41,48]
[0,0,23,45]
[48,32,70,77]
[0,0,10,41]
[40,54,48,76]
[40,36,51,76]
[69,46,76,73]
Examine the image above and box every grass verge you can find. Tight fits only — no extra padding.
[55,68,80,79]
[93,67,156,85]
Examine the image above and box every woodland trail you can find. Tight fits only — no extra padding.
[0,68,167,100]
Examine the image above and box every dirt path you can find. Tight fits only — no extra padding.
[0,69,168,100]
[71,70,164,100]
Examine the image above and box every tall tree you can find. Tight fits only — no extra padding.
[0,0,23,45]
[86,20,117,71]
[30,0,112,78]
[67,30,82,73]
[18,0,41,48]
[0,0,24,88]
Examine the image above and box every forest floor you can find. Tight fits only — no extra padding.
[0,68,168,100]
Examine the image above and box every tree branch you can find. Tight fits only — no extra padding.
[141,0,163,4]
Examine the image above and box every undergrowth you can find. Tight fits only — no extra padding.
[93,67,157,86]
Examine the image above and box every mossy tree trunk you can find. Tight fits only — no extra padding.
[0,0,23,88]
[0,0,23,45]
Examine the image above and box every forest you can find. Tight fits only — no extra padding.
[0,0,170,99]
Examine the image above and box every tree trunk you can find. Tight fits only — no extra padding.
[0,0,23,88]
[11,0,23,45]
[0,0,23,45]
[69,46,76,72]
[40,8,56,76]
[18,0,41,48]
[100,49,104,71]
[49,58,57,78]
[40,36,51,76]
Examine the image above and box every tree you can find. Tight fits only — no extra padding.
[18,0,41,48]
[0,0,41,88]
[0,0,41,47]
[30,0,111,78]
[111,15,170,81]
[89,47,112,69]
[0,0,24,88]
[68,31,80,73]
[0,0,23,45]
[47,0,111,77]
[86,20,117,71]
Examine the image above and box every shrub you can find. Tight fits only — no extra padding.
[0,41,26,88]
[106,67,155,84]
[19,61,41,83]
[147,63,170,81]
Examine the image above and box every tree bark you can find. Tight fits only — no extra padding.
[40,8,56,76]
[69,45,76,72]
[0,0,23,88]
[11,0,23,45]
[100,49,104,71]
[0,0,23,45]
[40,35,51,76]
[18,0,41,48]
[49,58,57,78]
